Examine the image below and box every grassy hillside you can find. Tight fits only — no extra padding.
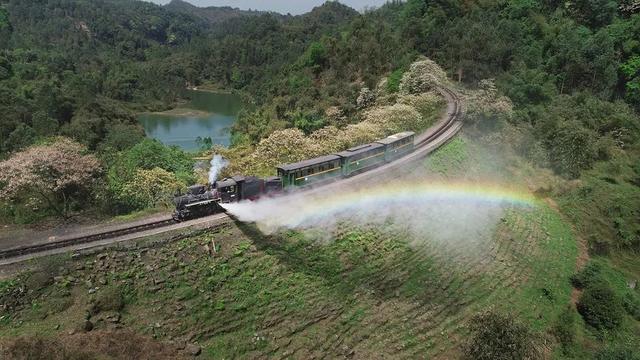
[3,134,620,359]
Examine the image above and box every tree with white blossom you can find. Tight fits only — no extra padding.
[0,137,101,218]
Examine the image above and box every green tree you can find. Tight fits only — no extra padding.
[620,56,640,109]
[118,167,186,210]
[570,0,618,28]
[31,111,58,137]
[577,281,625,331]
[546,120,599,178]
[0,6,11,49]
[299,42,327,75]
[464,310,541,360]
[5,123,36,152]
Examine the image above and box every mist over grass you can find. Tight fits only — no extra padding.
[222,136,533,255]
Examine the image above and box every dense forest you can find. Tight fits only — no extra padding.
[0,0,639,357]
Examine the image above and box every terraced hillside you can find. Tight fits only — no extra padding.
[0,135,578,359]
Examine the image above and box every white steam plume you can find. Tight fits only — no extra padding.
[221,179,511,254]
[208,155,229,184]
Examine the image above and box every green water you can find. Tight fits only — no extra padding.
[138,90,243,151]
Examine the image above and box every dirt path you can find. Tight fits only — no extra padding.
[544,198,589,306]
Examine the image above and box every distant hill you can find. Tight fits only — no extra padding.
[299,1,359,26]
[164,0,279,26]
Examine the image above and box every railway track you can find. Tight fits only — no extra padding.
[0,86,464,264]
[419,87,461,146]
[0,218,176,260]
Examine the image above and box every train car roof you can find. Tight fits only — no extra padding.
[375,131,415,145]
[277,154,341,172]
[335,142,384,158]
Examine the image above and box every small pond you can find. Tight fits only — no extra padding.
[138,90,244,151]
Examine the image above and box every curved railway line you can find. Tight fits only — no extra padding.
[0,86,463,265]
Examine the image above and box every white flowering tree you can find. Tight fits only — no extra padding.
[0,137,101,218]
[399,58,449,94]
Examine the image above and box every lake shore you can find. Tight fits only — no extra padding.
[142,107,211,118]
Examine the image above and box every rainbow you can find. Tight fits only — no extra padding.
[302,181,536,212]
[223,181,539,230]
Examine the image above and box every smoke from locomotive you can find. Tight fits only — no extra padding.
[209,155,228,184]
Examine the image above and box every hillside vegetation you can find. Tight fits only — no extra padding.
[0,137,583,359]
[0,0,638,357]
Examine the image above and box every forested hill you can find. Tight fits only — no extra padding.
[0,0,357,156]
[0,0,202,161]
[164,0,278,26]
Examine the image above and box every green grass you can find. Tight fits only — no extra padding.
[557,154,640,253]
[4,135,625,358]
[425,137,469,175]
[0,213,579,358]
[499,206,577,330]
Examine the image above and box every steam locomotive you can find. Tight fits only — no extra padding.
[173,131,415,221]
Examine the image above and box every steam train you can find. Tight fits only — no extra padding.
[173,131,415,221]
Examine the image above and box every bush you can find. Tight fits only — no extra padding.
[92,286,124,314]
[118,167,185,210]
[595,346,640,360]
[105,139,195,213]
[464,310,541,360]
[571,262,603,289]
[622,292,640,320]
[386,68,404,93]
[577,281,625,331]
[553,307,577,353]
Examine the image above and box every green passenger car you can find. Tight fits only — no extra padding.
[375,131,415,162]
[277,155,342,188]
[336,143,386,177]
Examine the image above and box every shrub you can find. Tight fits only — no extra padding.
[552,307,577,354]
[92,286,124,314]
[577,281,625,331]
[106,139,195,212]
[386,68,404,93]
[397,92,445,127]
[622,292,640,320]
[118,167,185,210]
[356,87,376,109]
[464,310,541,360]
[595,346,640,360]
[571,262,603,289]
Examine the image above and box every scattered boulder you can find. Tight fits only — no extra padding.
[83,320,94,332]
[185,344,201,356]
